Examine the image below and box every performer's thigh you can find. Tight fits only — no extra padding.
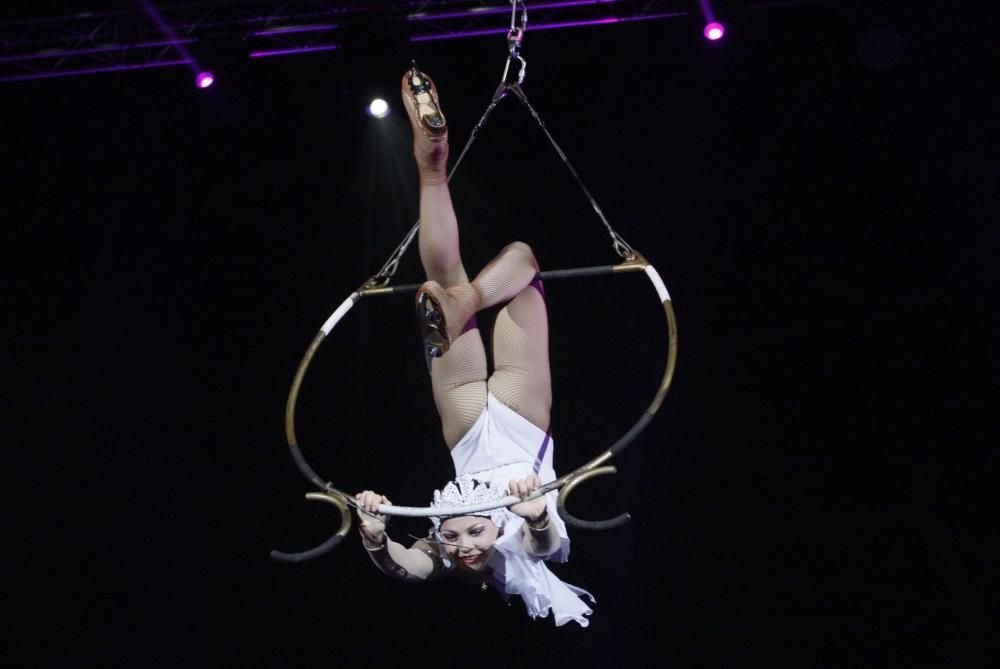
[431,327,488,449]
[488,284,551,432]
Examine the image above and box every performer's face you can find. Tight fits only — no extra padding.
[439,516,500,572]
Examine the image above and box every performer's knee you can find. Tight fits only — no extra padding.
[500,241,539,271]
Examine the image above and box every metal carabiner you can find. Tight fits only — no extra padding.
[500,1,528,86]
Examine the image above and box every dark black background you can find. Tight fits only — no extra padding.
[2,1,994,666]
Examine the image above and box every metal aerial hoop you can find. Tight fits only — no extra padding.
[272,1,678,563]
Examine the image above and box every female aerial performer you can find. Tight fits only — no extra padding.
[354,66,594,627]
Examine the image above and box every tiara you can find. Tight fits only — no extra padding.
[429,474,511,530]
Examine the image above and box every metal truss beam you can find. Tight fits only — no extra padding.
[407,1,689,43]
[0,1,825,83]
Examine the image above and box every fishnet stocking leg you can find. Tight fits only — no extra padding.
[405,71,549,448]
[406,75,488,449]
[489,279,551,434]
[466,242,551,433]
[422,242,550,447]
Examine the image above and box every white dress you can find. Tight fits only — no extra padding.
[449,393,595,627]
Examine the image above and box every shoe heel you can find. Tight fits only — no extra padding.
[416,291,449,360]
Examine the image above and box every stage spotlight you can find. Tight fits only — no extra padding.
[195,71,215,89]
[367,98,389,118]
[704,22,725,41]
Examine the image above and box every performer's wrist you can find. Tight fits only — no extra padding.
[527,508,549,530]
[361,530,386,550]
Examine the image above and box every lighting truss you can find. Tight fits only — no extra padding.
[0,1,825,84]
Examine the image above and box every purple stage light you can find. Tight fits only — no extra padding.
[195,71,215,88]
[704,22,725,40]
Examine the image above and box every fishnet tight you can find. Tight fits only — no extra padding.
[419,182,551,449]
[405,69,551,450]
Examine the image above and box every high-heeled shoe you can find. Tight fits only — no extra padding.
[416,288,449,360]
[415,281,477,360]
[402,64,447,137]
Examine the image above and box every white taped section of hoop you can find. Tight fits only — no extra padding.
[320,293,360,335]
[375,492,545,518]
[645,265,671,302]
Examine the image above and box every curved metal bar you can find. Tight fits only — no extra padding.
[276,255,677,559]
[284,294,361,492]
[557,466,631,530]
[270,492,353,563]
[284,331,333,492]
[358,263,623,297]
[376,450,613,519]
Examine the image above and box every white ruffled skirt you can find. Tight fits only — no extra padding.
[450,393,595,627]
